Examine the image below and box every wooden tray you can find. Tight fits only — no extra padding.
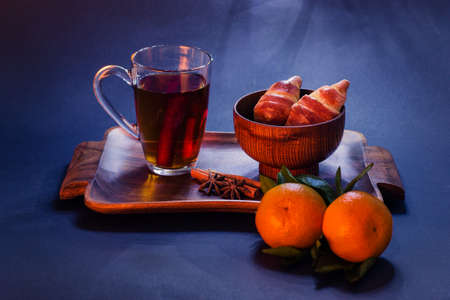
[84,128,403,214]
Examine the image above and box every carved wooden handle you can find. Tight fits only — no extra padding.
[363,145,405,205]
[59,141,105,200]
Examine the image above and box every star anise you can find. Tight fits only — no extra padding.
[198,170,226,195]
[219,178,250,200]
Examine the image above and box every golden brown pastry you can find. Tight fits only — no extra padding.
[286,79,350,126]
[253,76,302,125]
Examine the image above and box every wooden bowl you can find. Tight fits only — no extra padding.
[233,89,345,179]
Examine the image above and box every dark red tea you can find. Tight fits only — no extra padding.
[134,73,209,169]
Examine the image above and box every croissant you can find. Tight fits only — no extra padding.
[253,76,302,125]
[285,79,350,126]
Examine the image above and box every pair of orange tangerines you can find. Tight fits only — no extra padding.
[255,183,393,263]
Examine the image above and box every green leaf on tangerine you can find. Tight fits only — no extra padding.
[344,257,377,283]
[296,175,338,205]
[313,250,353,274]
[279,166,298,183]
[262,246,308,258]
[259,175,277,194]
[277,172,285,185]
[343,163,374,193]
[335,167,343,196]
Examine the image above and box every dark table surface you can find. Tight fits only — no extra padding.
[1,0,449,299]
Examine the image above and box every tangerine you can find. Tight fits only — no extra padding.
[322,191,392,263]
[255,183,327,248]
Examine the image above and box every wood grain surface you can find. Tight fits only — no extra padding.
[59,140,105,200]
[65,128,405,214]
[59,128,115,200]
[363,145,405,209]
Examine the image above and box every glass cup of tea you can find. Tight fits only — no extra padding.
[93,45,212,176]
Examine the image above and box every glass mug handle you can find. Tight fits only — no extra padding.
[93,65,139,139]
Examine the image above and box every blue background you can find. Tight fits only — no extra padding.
[1,0,449,299]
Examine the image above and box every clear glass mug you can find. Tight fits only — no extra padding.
[93,45,212,176]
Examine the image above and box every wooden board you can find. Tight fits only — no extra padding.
[78,128,403,214]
